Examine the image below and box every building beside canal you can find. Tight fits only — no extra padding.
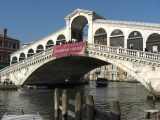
[0,29,20,69]
[87,65,131,81]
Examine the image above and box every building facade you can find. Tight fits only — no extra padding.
[0,29,20,69]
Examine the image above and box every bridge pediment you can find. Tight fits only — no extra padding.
[65,9,93,19]
[65,9,104,22]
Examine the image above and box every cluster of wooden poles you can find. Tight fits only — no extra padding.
[54,88,121,120]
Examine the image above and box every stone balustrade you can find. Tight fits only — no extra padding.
[1,44,160,77]
[0,47,53,76]
[87,44,160,64]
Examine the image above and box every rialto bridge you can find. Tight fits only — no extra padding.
[1,9,160,95]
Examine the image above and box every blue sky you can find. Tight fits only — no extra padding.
[0,0,160,43]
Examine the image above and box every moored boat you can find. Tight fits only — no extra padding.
[96,77,108,87]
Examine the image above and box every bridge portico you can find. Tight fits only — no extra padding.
[1,9,160,96]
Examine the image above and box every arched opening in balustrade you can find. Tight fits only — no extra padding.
[11,56,18,64]
[56,34,66,45]
[127,31,143,51]
[46,40,54,49]
[71,15,88,42]
[146,33,160,53]
[36,45,44,53]
[94,28,107,45]
[110,29,124,47]
[27,49,34,58]
[19,53,25,61]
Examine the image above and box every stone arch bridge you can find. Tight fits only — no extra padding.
[1,44,160,96]
[1,9,160,96]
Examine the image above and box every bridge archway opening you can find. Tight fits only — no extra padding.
[46,40,54,49]
[146,33,160,53]
[110,29,124,47]
[19,53,25,61]
[127,31,143,51]
[36,45,44,53]
[56,34,66,45]
[11,56,18,64]
[94,28,107,45]
[71,16,88,42]
[23,56,109,86]
[27,49,34,58]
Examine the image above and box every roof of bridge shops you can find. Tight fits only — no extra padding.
[2,11,160,50]
[11,8,160,50]
[66,9,160,29]
[0,0,160,44]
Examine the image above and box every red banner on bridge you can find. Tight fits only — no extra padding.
[53,41,86,58]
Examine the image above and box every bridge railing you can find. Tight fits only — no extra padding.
[0,47,53,75]
[1,43,160,76]
[87,44,160,63]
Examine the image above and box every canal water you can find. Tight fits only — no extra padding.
[0,81,159,120]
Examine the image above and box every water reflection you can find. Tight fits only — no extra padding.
[0,81,158,120]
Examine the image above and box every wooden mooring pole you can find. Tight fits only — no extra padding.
[62,90,68,120]
[75,92,82,120]
[112,101,121,120]
[54,88,60,120]
[86,95,95,120]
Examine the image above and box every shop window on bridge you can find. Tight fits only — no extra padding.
[127,31,143,51]
[11,56,18,64]
[94,28,107,45]
[46,40,54,49]
[27,49,34,57]
[19,53,25,61]
[110,29,124,47]
[36,45,44,53]
[146,33,160,53]
[56,34,66,45]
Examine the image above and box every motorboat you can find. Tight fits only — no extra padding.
[96,77,108,87]
[1,113,43,120]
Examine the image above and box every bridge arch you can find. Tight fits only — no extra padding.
[46,40,54,49]
[22,55,108,85]
[146,33,160,52]
[110,29,124,47]
[86,52,153,92]
[94,28,107,45]
[71,15,88,42]
[7,47,156,95]
[56,34,66,45]
[36,45,44,53]
[27,49,34,57]
[19,53,150,94]
[127,31,143,50]
[11,56,18,64]
[19,53,26,61]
